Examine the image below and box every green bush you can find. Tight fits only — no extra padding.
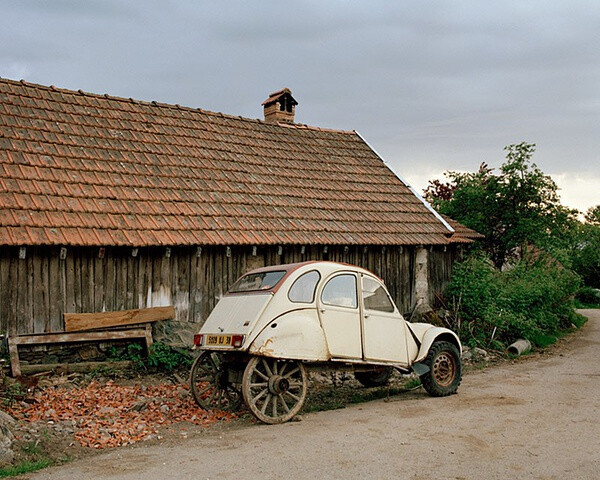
[146,342,193,372]
[445,252,581,348]
[108,341,192,372]
[575,286,600,306]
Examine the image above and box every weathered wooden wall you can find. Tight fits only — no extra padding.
[0,244,459,335]
[428,245,464,308]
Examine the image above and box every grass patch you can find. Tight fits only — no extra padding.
[571,313,588,328]
[530,333,558,348]
[0,459,53,478]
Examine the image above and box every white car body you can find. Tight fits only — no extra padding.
[197,261,461,370]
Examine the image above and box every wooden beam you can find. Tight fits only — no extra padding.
[64,306,174,332]
[21,360,132,375]
[10,328,150,346]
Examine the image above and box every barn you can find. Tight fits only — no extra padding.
[0,78,478,347]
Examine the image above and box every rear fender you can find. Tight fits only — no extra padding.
[414,327,462,363]
[248,310,330,362]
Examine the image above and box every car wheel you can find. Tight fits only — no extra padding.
[354,367,393,387]
[242,356,308,424]
[420,341,462,397]
[189,351,242,411]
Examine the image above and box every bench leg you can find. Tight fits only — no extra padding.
[8,337,21,377]
[144,324,153,352]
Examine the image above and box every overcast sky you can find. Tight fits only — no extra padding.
[2,0,599,212]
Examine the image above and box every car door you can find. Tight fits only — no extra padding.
[360,274,409,364]
[317,272,362,359]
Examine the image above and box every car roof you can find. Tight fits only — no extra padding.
[244,260,381,280]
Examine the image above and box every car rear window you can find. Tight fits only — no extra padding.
[229,271,287,293]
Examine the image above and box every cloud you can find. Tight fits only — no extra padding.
[1,0,598,211]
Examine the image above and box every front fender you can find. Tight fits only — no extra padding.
[248,309,330,362]
[413,326,462,363]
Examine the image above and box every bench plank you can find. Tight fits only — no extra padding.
[64,306,174,332]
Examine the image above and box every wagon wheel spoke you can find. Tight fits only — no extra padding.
[251,388,269,405]
[278,394,290,412]
[261,393,272,414]
[284,390,300,402]
[254,369,269,381]
[250,382,268,388]
[283,367,299,379]
[262,358,273,377]
[195,383,213,396]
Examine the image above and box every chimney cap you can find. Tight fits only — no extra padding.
[261,88,298,107]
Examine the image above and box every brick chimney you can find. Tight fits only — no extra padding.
[262,88,298,124]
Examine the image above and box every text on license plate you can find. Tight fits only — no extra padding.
[205,335,233,346]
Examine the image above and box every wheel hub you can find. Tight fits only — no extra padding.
[268,375,290,395]
[432,352,456,387]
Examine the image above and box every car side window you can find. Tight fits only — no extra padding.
[362,276,395,313]
[321,274,357,309]
[288,270,321,303]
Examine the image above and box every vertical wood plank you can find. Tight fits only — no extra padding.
[49,248,62,332]
[32,252,45,333]
[65,249,76,314]
[94,250,104,313]
[0,250,8,333]
[16,254,28,334]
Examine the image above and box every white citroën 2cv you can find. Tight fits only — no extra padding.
[190,261,462,424]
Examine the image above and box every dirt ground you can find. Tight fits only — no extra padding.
[25,309,600,480]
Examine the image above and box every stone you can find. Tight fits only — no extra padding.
[131,399,148,412]
[152,320,197,348]
[473,347,488,357]
[41,354,59,365]
[79,345,101,361]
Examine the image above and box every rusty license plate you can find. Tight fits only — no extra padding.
[205,334,233,346]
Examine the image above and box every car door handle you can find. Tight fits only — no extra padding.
[364,314,370,318]
[319,308,326,313]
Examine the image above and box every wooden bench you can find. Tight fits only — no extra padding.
[8,325,153,377]
[7,306,174,377]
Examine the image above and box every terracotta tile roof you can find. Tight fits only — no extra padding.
[442,215,484,243]
[0,77,459,247]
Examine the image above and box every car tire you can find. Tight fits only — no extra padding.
[420,341,462,397]
[354,367,393,387]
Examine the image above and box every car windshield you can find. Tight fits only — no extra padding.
[229,270,287,293]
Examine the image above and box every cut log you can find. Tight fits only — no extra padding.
[20,361,132,375]
[64,306,174,332]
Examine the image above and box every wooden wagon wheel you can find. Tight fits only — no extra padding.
[242,356,308,424]
[189,351,242,411]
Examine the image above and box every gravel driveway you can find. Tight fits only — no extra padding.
[30,310,600,480]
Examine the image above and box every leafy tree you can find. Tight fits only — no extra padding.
[585,205,600,225]
[424,142,578,269]
[571,208,600,288]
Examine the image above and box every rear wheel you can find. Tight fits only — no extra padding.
[189,351,242,411]
[242,356,308,424]
[354,367,393,387]
[420,341,462,397]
